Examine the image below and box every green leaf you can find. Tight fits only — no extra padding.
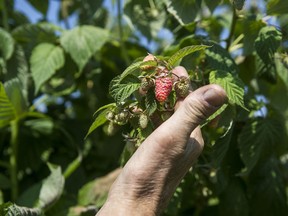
[209,70,246,110]
[231,0,246,10]
[0,28,14,60]
[6,46,29,103]
[145,89,157,116]
[165,0,201,25]
[167,45,210,67]
[12,23,60,57]
[249,156,288,215]
[124,0,166,40]
[119,61,142,81]
[238,117,284,174]
[24,118,54,136]
[254,26,282,64]
[27,0,49,15]
[205,42,238,74]
[93,103,116,116]
[17,164,65,210]
[78,168,121,208]
[4,78,28,116]
[0,82,16,128]
[218,179,249,216]
[0,202,43,216]
[30,43,65,93]
[85,109,109,138]
[60,26,109,71]
[109,75,141,104]
[211,124,234,168]
[267,0,288,15]
[202,104,228,127]
[242,19,265,56]
[204,0,222,12]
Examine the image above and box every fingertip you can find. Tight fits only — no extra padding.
[172,66,189,78]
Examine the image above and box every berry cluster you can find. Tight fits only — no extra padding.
[139,54,190,102]
[104,54,191,147]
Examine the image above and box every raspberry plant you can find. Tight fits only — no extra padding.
[86,44,247,163]
[1,0,288,215]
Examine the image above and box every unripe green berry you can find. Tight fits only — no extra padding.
[139,113,149,129]
[107,122,118,136]
[106,111,115,121]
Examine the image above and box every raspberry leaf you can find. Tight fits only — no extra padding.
[30,43,65,94]
[205,42,239,74]
[86,108,109,138]
[109,75,141,104]
[119,61,142,81]
[145,89,157,116]
[167,45,209,67]
[0,83,16,128]
[209,70,247,110]
[93,103,116,116]
[238,116,285,174]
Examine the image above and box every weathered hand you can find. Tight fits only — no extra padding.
[97,66,227,216]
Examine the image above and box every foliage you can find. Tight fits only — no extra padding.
[0,0,288,215]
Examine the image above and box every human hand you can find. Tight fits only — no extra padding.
[97,66,227,216]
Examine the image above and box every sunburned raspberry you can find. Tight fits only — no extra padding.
[155,76,173,102]
[174,76,190,98]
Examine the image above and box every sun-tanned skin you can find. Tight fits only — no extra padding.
[97,66,227,216]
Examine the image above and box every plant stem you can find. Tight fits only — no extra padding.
[63,154,82,179]
[10,120,19,201]
[0,0,9,31]
[226,8,237,51]
[117,0,130,66]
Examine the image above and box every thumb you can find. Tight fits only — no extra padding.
[159,84,227,142]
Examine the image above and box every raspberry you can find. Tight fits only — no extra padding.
[155,76,173,102]
[114,110,129,125]
[107,122,118,136]
[174,76,190,98]
[139,113,149,129]
[140,77,155,92]
[105,111,115,121]
[141,54,157,71]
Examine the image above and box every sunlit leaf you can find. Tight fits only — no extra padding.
[60,26,109,71]
[119,61,142,81]
[12,23,60,57]
[0,202,43,216]
[4,78,28,116]
[124,0,166,39]
[0,28,14,60]
[167,45,210,67]
[30,43,65,93]
[205,42,238,74]
[86,109,109,138]
[78,168,121,207]
[267,0,288,15]
[165,0,200,25]
[209,70,246,110]
[17,164,65,210]
[109,75,141,104]
[0,83,16,128]
[254,26,282,64]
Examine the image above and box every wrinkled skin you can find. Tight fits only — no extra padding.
[97,66,227,216]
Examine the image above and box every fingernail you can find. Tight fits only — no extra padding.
[203,88,226,107]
